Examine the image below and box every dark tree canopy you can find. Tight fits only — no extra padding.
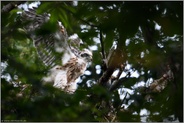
[1,1,183,122]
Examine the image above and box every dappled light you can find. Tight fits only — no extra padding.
[1,1,183,122]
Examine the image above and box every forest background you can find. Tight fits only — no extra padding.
[1,1,183,122]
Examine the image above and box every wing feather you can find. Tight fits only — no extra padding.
[22,7,92,93]
[22,7,74,67]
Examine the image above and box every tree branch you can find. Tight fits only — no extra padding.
[98,68,114,86]
[100,29,106,60]
[98,47,124,87]
[1,1,26,13]
[99,29,107,71]
[109,72,130,92]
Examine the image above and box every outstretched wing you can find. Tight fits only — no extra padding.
[21,7,92,93]
[22,8,75,67]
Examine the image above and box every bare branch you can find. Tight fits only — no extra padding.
[1,1,26,13]
[98,47,124,86]
[109,72,130,92]
[99,29,107,71]
[98,68,114,86]
[100,30,106,60]
[116,64,125,79]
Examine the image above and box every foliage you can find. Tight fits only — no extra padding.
[1,1,183,122]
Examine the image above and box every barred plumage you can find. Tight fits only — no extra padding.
[22,7,92,93]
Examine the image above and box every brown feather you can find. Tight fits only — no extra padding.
[60,57,87,84]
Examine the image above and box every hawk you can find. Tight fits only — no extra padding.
[22,7,92,93]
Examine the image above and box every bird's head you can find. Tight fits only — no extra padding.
[80,49,93,62]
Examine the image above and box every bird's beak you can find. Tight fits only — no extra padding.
[89,56,92,62]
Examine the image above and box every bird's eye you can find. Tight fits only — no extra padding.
[81,53,90,57]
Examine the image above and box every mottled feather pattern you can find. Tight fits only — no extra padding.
[22,7,92,93]
[62,57,87,84]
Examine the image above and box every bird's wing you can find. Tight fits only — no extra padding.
[22,8,74,67]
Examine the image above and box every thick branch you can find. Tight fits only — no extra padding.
[1,1,26,13]
[109,72,130,92]
[98,68,114,86]
[99,47,124,87]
